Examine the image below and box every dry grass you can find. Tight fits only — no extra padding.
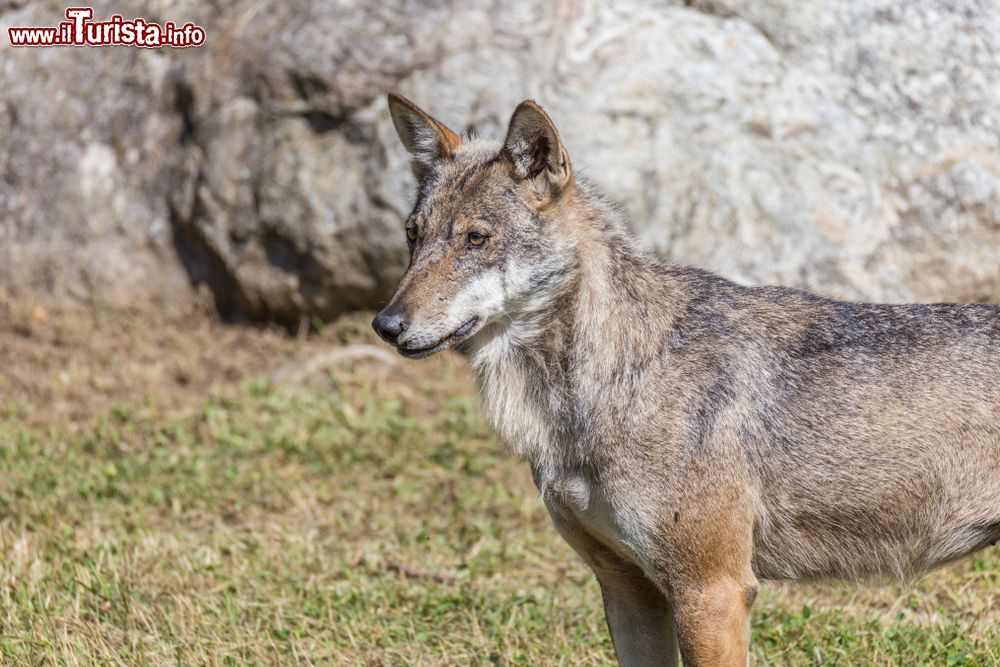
[0,294,997,665]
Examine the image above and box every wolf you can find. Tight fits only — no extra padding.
[372,93,1000,666]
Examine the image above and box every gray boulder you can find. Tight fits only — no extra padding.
[1,0,999,322]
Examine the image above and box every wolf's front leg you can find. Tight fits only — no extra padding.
[669,573,756,667]
[598,569,678,667]
[649,486,758,667]
[547,504,678,665]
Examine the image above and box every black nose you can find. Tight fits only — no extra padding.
[372,308,408,344]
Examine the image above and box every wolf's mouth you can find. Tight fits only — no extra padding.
[397,317,480,359]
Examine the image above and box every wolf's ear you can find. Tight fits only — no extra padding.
[501,100,573,199]
[388,93,462,179]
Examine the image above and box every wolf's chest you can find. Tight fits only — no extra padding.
[473,346,654,565]
[474,353,563,463]
[540,472,616,532]
[538,468,653,570]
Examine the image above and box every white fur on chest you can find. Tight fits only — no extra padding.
[543,472,625,543]
[471,332,557,464]
[541,469,658,573]
[471,330,656,562]
[475,365,624,546]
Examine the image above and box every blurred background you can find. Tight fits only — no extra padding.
[1,1,999,665]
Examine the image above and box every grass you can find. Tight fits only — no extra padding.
[0,305,998,665]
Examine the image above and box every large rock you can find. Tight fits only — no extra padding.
[0,1,193,311]
[1,0,999,322]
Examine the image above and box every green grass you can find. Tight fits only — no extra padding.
[0,367,998,665]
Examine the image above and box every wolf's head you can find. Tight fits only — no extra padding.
[372,94,578,358]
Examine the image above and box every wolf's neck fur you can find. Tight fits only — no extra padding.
[464,183,678,480]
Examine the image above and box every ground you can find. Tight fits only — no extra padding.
[0,291,997,666]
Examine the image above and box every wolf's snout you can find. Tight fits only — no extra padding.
[372,308,408,344]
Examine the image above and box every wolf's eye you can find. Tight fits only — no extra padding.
[405,226,417,243]
[467,231,488,247]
